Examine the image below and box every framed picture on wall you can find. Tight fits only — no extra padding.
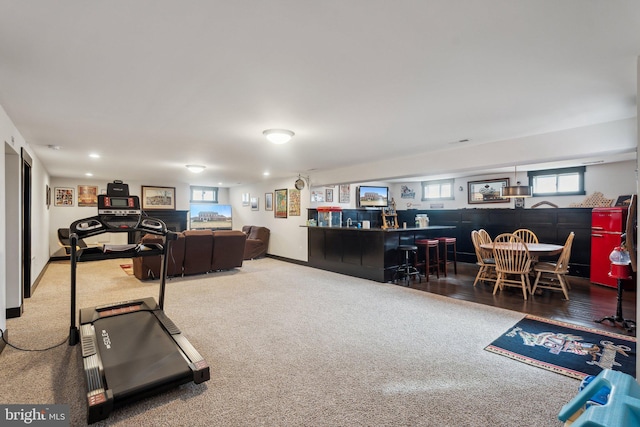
[311,190,324,203]
[325,188,333,203]
[141,186,176,210]
[275,189,287,218]
[339,184,350,203]
[251,197,259,211]
[289,188,300,216]
[46,185,51,209]
[265,192,273,211]
[54,187,74,207]
[77,185,98,207]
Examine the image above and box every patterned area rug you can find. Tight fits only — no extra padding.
[485,315,636,380]
[120,264,133,276]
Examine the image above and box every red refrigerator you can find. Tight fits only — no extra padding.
[590,207,628,288]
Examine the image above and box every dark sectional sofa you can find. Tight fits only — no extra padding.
[242,225,270,259]
[133,229,247,280]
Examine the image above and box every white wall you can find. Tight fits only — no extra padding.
[0,102,51,328]
[230,178,310,262]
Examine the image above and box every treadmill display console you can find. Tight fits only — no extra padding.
[98,195,141,216]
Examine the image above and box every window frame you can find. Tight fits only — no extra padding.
[421,178,455,201]
[527,166,586,197]
[189,185,219,203]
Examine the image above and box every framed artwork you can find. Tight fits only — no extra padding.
[251,196,259,211]
[141,185,176,210]
[325,188,334,203]
[468,178,510,204]
[275,189,288,218]
[514,197,525,209]
[265,192,273,211]
[242,193,250,207]
[289,188,301,216]
[339,184,350,203]
[311,190,324,203]
[54,187,74,207]
[77,185,98,207]
[46,184,51,209]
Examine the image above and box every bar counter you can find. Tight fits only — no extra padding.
[307,225,455,282]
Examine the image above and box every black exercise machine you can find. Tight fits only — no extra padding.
[68,181,210,424]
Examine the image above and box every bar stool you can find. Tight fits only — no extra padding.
[394,244,421,285]
[437,237,457,276]
[415,239,440,281]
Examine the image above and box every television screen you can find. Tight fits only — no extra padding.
[357,186,389,208]
[189,203,232,230]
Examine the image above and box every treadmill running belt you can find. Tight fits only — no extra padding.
[94,310,192,400]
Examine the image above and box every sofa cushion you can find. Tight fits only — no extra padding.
[183,230,214,275]
[211,230,247,270]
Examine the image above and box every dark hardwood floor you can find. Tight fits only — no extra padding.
[401,262,637,337]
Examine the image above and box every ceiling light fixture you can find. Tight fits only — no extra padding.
[186,164,206,173]
[501,165,532,198]
[263,129,294,144]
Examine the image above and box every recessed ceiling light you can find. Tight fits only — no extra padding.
[263,172,270,176]
[85,172,93,177]
[89,153,100,159]
[263,129,294,144]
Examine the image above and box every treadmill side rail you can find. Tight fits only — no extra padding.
[173,334,211,384]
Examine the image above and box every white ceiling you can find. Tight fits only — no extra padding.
[0,1,638,186]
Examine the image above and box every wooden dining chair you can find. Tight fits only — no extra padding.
[477,229,493,260]
[492,233,533,300]
[471,230,496,287]
[512,228,539,244]
[531,232,575,300]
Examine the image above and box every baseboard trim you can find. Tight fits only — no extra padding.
[265,254,308,266]
[6,306,22,319]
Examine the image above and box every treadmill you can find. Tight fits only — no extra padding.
[68,181,210,424]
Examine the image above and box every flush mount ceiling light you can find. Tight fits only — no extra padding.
[186,164,206,173]
[263,129,294,144]
[501,165,532,198]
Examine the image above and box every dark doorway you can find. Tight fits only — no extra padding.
[21,148,32,299]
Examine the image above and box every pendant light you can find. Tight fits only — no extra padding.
[501,165,532,198]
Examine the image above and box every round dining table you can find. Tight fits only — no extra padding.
[480,242,563,257]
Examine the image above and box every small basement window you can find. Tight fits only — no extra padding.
[421,179,454,201]
[190,186,219,203]
[528,166,585,196]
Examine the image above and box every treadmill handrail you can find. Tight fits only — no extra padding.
[69,215,175,346]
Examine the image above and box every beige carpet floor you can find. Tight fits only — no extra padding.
[0,257,578,426]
